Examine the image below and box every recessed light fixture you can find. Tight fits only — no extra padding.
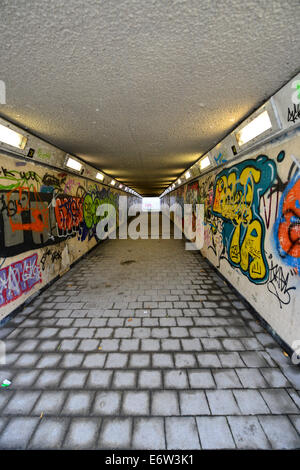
[96,172,104,181]
[119,183,123,189]
[0,123,27,149]
[236,110,272,146]
[177,179,181,185]
[111,179,116,186]
[65,156,82,172]
[200,156,211,170]
[185,171,191,179]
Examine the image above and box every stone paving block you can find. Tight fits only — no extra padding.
[12,370,39,388]
[180,391,210,415]
[114,328,132,338]
[15,339,40,352]
[4,391,41,415]
[138,370,162,389]
[164,370,188,389]
[105,353,128,368]
[32,391,66,415]
[196,353,222,368]
[57,339,79,352]
[152,328,169,338]
[63,418,100,449]
[213,370,243,389]
[120,339,140,351]
[94,328,113,338]
[99,418,132,449]
[132,418,165,449]
[189,370,215,389]
[133,328,151,338]
[0,417,39,449]
[206,390,241,415]
[289,415,300,434]
[77,339,99,351]
[159,318,176,327]
[171,327,189,338]
[236,368,268,388]
[160,339,179,351]
[123,391,150,415]
[98,339,119,351]
[201,338,223,351]
[259,416,300,449]
[140,339,159,352]
[61,371,88,388]
[166,417,200,449]
[181,339,202,351]
[175,353,197,368]
[112,371,137,389]
[196,416,235,449]
[62,391,93,415]
[14,353,40,367]
[222,339,245,351]
[129,353,150,368]
[260,368,291,387]
[240,351,269,367]
[60,353,84,368]
[87,370,113,388]
[260,389,299,414]
[227,416,271,449]
[93,391,121,415]
[29,418,68,449]
[233,390,270,415]
[35,370,64,388]
[152,391,179,416]
[81,353,106,368]
[152,353,174,368]
[218,352,245,368]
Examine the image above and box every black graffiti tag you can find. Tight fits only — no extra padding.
[267,259,296,309]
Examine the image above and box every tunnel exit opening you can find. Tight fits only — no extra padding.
[142,197,161,212]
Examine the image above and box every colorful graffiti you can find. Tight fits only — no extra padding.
[274,171,300,270]
[0,254,41,306]
[0,168,120,257]
[212,155,277,283]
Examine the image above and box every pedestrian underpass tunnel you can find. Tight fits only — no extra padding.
[0,0,299,451]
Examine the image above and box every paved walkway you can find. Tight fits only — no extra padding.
[0,214,299,449]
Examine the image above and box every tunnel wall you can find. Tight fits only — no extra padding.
[162,130,300,350]
[0,152,138,322]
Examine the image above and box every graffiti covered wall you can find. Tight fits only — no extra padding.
[0,153,138,321]
[163,131,300,349]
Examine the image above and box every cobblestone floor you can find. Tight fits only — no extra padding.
[0,215,299,449]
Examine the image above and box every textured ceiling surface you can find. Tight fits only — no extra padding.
[0,0,299,195]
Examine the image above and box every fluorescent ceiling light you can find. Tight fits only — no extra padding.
[185,171,191,179]
[0,123,27,149]
[111,179,116,186]
[200,156,211,170]
[119,184,123,189]
[96,172,104,181]
[66,157,82,172]
[236,110,272,146]
[177,179,181,184]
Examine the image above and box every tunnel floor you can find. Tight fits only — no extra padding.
[0,215,299,449]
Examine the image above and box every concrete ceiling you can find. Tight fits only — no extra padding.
[0,0,299,196]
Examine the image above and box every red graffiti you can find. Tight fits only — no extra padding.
[277,178,300,259]
[55,196,83,232]
[6,187,49,233]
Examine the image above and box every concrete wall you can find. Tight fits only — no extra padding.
[162,130,300,350]
[0,151,138,322]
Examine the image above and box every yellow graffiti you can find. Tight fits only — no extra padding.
[213,166,266,280]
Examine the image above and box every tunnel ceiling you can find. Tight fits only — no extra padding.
[0,1,299,196]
